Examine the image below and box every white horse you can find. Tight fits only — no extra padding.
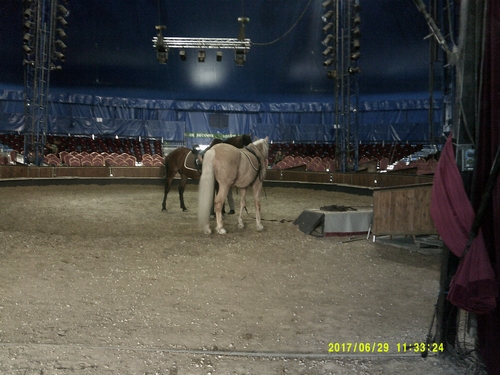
[198,137,269,234]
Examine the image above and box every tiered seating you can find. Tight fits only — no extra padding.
[1,133,165,167]
[270,141,433,173]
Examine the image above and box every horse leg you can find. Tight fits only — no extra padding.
[162,176,174,211]
[214,184,230,234]
[238,188,247,229]
[178,174,188,211]
[253,184,264,231]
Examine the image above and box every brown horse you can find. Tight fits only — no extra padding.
[198,137,269,234]
[161,134,252,212]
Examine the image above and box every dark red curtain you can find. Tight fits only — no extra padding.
[431,134,497,313]
[476,1,500,374]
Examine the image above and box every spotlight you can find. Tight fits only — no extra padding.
[57,5,70,17]
[57,16,68,27]
[54,51,65,62]
[351,51,361,60]
[352,39,360,50]
[323,23,333,33]
[352,26,361,38]
[322,0,333,7]
[55,40,67,49]
[322,46,334,56]
[50,64,63,71]
[157,51,168,64]
[326,70,337,79]
[322,10,334,22]
[56,28,67,38]
[23,20,33,31]
[323,58,334,67]
[179,50,186,61]
[234,49,246,66]
[216,51,222,62]
[23,59,34,66]
[23,33,32,44]
[23,44,32,54]
[353,15,361,25]
[198,50,206,62]
[322,34,334,46]
[23,8,33,19]
[349,66,361,74]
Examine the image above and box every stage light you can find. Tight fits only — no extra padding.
[55,40,67,49]
[234,49,246,66]
[23,8,33,19]
[23,44,32,54]
[351,51,361,60]
[54,51,65,62]
[57,5,69,17]
[322,34,334,46]
[322,46,334,56]
[352,39,360,50]
[151,18,251,65]
[23,20,33,31]
[157,51,168,64]
[155,25,168,64]
[322,0,333,7]
[326,70,337,79]
[323,23,333,33]
[198,50,206,62]
[57,16,68,27]
[322,10,334,22]
[23,33,32,44]
[349,66,361,74]
[323,58,333,67]
[353,15,361,25]
[56,28,67,38]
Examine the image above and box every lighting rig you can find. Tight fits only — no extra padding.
[321,0,361,172]
[22,0,69,165]
[153,17,251,66]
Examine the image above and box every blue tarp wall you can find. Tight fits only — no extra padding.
[0,89,442,148]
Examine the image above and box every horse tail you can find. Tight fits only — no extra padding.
[198,149,215,229]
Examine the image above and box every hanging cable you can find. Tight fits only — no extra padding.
[252,0,313,46]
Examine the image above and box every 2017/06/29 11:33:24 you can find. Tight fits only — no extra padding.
[327,342,445,354]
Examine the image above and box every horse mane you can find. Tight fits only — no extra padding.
[251,137,269,157]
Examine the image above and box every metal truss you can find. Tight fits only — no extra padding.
[151,37,251,50]
[23,0,68,165]
[322,0,360,172]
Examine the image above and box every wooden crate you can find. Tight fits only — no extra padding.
[372,183,437,236]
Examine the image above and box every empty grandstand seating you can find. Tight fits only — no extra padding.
[0,133,165,167]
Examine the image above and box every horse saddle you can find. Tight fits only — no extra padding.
[190,145,205,173]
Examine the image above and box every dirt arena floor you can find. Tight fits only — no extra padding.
[0,180,464,374]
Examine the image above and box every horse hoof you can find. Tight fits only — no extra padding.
[204,226,212,235]
[256,224,264,231]
[182,208,188,212]
[228,210,235,215]
[217,228,227,235]
[238,223,244,229]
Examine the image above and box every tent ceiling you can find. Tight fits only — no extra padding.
[1,0,435,101]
